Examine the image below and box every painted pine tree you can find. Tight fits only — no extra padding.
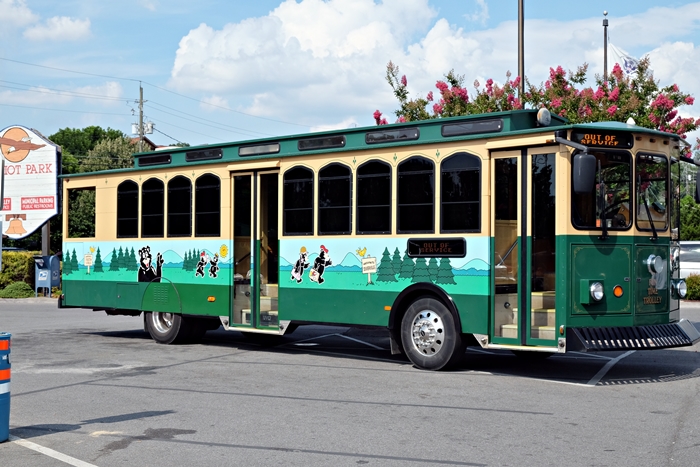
[70,249,79,272]
[117,247,125,269]
[376,247,398,282]
[183,251,189,271]
[399,249,415,278]
[63,250,73,275]
[391,248,402,276]
[127,247,138,271]
[412,257,431,283]
[93,247,104,272]
[109,248,119,271]
[428,257,439,282]
[435,257,457,285]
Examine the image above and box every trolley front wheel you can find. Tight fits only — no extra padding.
[400,297,465,370]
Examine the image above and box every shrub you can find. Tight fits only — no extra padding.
[0,251,35,289]
[684,274,700,300]
[0,281,35,298]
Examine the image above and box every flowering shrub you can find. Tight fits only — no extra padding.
[377,58,699,146]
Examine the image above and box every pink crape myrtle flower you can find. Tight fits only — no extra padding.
[433,103,443,114]
[401,75,407,87]
[426,91,434,102]
[551,98,562,109]
[397,116,406,123]
[607,105,618,115]
[685,96,695,105]
[435,81,449,93]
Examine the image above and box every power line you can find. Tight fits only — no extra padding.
[147,101,273,138]
[0,80,133,102]
[0,102,130,116]
[1,56,310,129]
[153,127,185,145]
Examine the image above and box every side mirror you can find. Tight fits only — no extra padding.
[573,152,596,194]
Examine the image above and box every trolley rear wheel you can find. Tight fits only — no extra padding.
[400,297,465,370]
[145,312,188,344]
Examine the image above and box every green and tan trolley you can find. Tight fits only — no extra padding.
[59,109,700,370]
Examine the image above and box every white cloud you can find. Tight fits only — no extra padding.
[24,16,91,41]
[200,95,230,111]
[0,0,38,31]
[168,1,700,128]
[464,0,489,25]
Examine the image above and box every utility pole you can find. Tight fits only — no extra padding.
[138,83,144,153]
[603,11,608,83]
[517,0,525,97]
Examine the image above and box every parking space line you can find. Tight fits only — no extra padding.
[586,350,635,386]
[9,435,99,467]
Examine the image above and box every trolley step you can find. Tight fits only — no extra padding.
[242,309,279,326]
[501,324,555,340]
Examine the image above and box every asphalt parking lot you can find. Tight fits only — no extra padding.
[1,298,700,466]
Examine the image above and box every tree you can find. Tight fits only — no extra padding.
[376,247,398,282]
[391,248,402,275]
[94,247,104,273]
[680,196,700,240]
[70,249,79,273]
[81,137,136,172]
[399,249,415,279]
[117,247,125,269]
[49,126,126,162]
[378,58,699,142]
[127,247,138,271]
[109,249,120,271]
[435,258,457,285]
[412,258,431,283]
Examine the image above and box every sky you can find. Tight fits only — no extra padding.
[2,0,700,149]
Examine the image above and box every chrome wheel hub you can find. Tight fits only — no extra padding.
[152,312,174,334]
[410,310,444,356]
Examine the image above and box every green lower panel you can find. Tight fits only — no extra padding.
[280,288,394,326]
[63,279,229,317]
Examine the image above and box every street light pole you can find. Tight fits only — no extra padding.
[518,0,525,97]
[603,11,608,83]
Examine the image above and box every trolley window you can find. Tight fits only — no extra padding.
[141,178,164,237]
[318,163,351,235]
[440,152,480,232]
[398,156,434,233]
[167,176,192,237]
[357,160,391,234]
[195,174,221,237]
[117,180,138,238]
[283,166,314,235]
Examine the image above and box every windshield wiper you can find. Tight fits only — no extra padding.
[638,175,658,241]
[598,160,608,240]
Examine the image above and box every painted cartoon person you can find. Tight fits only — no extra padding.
[209,253,220,278]
[195,252,210,278]
[137,246,164,282]
[310,245,332,284]
[291,246,309,283]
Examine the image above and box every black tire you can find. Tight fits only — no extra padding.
[145,311,189,344]
[400,297,465,370]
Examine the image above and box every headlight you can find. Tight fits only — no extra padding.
[590,282,604,301]
[647,254,665,274]
[678,280,687,299]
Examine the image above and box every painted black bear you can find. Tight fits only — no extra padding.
[137,246,163,282]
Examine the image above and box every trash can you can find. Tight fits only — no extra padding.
[34,255,60,297]
[0,333,10,443]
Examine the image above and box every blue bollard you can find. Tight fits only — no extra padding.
[0,333,10,443]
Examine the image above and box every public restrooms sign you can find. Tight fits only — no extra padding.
[0,125,60,239]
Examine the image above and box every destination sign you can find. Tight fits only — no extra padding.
[407,238,466,258]
[571,130,633,149]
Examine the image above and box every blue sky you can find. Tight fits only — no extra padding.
[2,0,700,148]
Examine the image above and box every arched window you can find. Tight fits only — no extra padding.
[141,178,164,237]
[356,160,391,234]
[441,152,481,232]
[283,166,313,235]
[117,180,138,238]
[318,163,352,235]
[168,175,192,237]
[398,156,434,233]
[195,174,221,237]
